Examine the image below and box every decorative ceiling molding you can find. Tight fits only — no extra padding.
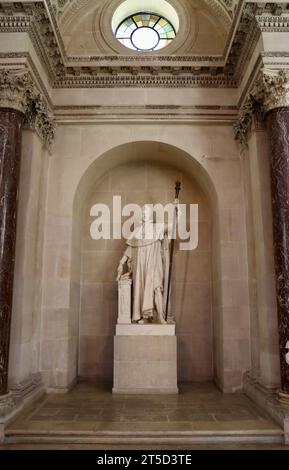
[52,0,235,31]
[0,1,288,88]
[202,0,233,29]
[56,73,236,88]
[51,0,90,26]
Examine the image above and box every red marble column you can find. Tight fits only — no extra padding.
[266,107,289,396]
[0,108,24,396]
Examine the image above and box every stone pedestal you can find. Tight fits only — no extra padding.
[113,324,178,394]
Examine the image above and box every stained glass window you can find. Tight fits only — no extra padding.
[115,12,176,52]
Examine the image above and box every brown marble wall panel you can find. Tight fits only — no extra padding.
[0,108,24,396]
[267,107,289,394]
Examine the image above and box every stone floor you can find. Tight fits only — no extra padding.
[2,381,287,449]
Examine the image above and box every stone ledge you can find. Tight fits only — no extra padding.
[4,429,284,445]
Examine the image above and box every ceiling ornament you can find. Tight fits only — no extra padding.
[54,0,235,31]
[202,0,233,29]
[0,2,289,88]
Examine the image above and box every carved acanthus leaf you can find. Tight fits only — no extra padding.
[256,69,289,113]
[233,93,263,148]
[0,69,56,149]
[234,69,289,147]
[25,93,56,150]
[0,69,34,114]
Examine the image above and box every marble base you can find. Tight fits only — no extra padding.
[115,324,175,336]
[244,372,289,445]
[0,373,45,443]
[0,392,15,419]
[113,326,178,394]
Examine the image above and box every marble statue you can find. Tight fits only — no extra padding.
[116,205,171,325]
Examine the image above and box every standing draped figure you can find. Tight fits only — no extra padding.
[116,205,171,324]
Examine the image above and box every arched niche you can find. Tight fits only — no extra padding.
[70,141,221,385]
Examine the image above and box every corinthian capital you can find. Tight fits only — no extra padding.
[0,69,34,114]
[0,68,56,149]
[255,69,289,113]
[234,68,289,147]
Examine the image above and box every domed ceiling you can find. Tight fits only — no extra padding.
[50,0,236,56]
[1,1,288,89]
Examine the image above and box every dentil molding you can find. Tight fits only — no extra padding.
[0,2,289,88]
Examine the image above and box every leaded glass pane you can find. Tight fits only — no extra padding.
[115,12,176,52]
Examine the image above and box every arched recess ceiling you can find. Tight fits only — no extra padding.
[53,0,234,33]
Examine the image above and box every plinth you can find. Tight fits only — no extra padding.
[113,324,178,394]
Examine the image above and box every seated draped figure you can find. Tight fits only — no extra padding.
[116,204,176,325]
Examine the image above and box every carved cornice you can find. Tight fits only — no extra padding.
[56,73,236,88]
[256,15,289,32]
[0,68,56,148]
[234,69,289,146]
[0,2,289,88]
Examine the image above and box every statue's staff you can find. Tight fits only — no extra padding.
[165,181,181,322]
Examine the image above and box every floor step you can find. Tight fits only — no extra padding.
[5,429,284,445]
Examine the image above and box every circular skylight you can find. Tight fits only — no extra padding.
[115,12,176,52]
[132,26,159,50]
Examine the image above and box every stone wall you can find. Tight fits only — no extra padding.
[39,122,251,392]
[8,130,49,387]
[245,122,280,388]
